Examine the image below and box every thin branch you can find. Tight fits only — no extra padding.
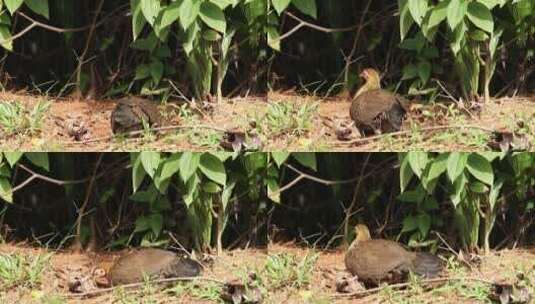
[273,11,360,43]
[63,123,229,145]
[333,124,496,146]
[332,276,496,299]
[76,0,105,90]
[73,153,104,250]
[64,276,225,298]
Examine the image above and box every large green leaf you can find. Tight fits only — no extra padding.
[5,0,23,14]
[447,152,468,182]
[292,153,317,171]
[399,0,415,40]
[467,2,493,33]
[3,152,22,167]
[131,0,147,40]
[199,2,226,33]
[132,153,146,192]
[408,0,428,25]
[179,152,201,182]
[427,1,448,29]
[0,177,13,203]
[140,151,161,179]
[0,26,13,51]
[199,153,226,185]
[24,0,49,19]
[159,153,181,182]
[160,1,181,29]
[467,153,494,185]
[271,152,290,167]
[399,155,414,192]
[25,153,49,171]
[291,0,316,19]
[407,152,428,178]
[140,0,160,25]
[447,0,468,30]
[272,0,291,15]
[179,0,201,30]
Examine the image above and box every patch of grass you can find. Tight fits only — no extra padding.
[0,252,51,290]
[31,293,67,304]
[258,101,318,138]
[260,252,318,290]
[168,281,223,302]
[0,100,50,137]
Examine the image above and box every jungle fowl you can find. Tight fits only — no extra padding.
[345,224,443,286]
[350,68,411,135]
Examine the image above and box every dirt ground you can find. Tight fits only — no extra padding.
[0,243,533,304]
[0,91,534,152]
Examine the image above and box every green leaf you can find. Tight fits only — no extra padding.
[199,2,226,33]
[447,152,467,182]
[24,0,49,19]
[179,152,201,182]
[450,173,466,207]
[0,26,13,51]
[467,2,493,33]
[0,177,12,203]
[417,213,431,237]
[267,26,280,51]
[267,178,280,203]
[160,153,181,182]
[272,0,291,15]
[5,0,23,14]
[427,1,448,29]
[271,152,290,167]
[132,153,146,192]
[401,215,418,233]
[140,151,161,179]
[202,181,221,193]
[210,0,234,10]
[4,152,22,167]
[160,1,181,29]
[418,60,431,84]
[150,60,164,84]
[199,153,226,185]
[427,153,448,181]
[140,0,160,25]
[407,152,428,178]
[467,153,494,185]
[179,0,201,30]
[25,153,49,171]
[291,0,316,19]
[408,0,428,25]
[131,0,147,40]
[292,153,317,171]
[399,0,415,40]
[221,180,235,210]
[399,154,414,192]
[469,181,488,193]
[447,0,468,30]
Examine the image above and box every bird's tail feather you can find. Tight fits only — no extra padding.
[412,252,443,278]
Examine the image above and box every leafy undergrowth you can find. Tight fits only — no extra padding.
[2,91,534,151]
[0,243,533,303]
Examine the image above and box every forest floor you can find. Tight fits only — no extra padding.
[0,91,534,152]
[0,242,533,303]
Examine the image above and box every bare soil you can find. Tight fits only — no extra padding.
[1,91,534,151]
[1,243,533,303]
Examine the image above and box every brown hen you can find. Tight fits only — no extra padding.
[345,225,443,286]
[108,248,201,285]
[349,69,410,135]
[111,97,162,135]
